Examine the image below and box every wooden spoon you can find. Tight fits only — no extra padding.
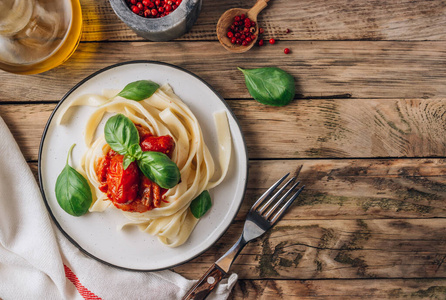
[216,0,270,53]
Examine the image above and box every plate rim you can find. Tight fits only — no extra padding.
[38,60,249,271]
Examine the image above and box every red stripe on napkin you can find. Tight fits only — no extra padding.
[64,264,102,300]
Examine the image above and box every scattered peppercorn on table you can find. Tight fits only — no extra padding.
[1,0,446,298]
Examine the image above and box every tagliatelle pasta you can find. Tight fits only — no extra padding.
[59,84,232,247]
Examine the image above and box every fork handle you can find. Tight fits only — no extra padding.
[182,263,227,300]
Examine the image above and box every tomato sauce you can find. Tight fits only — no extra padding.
[96,124,175,213]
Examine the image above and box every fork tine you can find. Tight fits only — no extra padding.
[259,178,296,214]
[269,185,305,224]
[264,181,300,218]
[251,173,290,210]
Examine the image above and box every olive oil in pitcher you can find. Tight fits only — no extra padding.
[0,0,82,74]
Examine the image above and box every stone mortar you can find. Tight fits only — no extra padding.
[109,0,202,41]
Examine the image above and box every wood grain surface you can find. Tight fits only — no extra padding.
[2,0,446,298]
[1,41,446,101]
[230,279,446,299]
[27,158,446,220]
[79,0,446,42]
[173,218,446,279]
[4,98,446,161]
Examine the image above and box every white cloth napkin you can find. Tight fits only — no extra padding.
[0,117,237,300]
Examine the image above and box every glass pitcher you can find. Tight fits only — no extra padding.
[0,0,82,74]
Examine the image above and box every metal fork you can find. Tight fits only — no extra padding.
[183,173,305,300]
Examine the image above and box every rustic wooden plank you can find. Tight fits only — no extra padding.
[230,279,446,299]
[79,0,446,42]
[28,158,446,220]
[4,98,446,160]
[0,104,54,161]
[244,159,446,220]
[0,41,445,101]
[173,218,446,279]
[234,98,446,159]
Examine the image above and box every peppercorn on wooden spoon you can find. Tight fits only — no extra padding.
[216,0,270,53]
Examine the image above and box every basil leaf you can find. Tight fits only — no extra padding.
[55,144,92,216]
[104,114,139,155]
[137,151,180,189]
[117,80,160,101]
[238,67,295,106]
[190,191,212,219]
[123,155,136,170]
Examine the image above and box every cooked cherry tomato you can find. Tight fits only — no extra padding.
[96,155,111,193]
[141,135,175,157]
[106,155,139,204]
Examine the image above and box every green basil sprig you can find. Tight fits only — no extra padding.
[55,144,92,216]
[238,67,295,107]
[117,80,160,101]
[104,114,180,189]
[190,190,212,219]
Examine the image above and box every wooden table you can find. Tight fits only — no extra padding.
[1,0,446,298]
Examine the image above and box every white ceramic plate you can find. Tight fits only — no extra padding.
[38,61,248,271]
